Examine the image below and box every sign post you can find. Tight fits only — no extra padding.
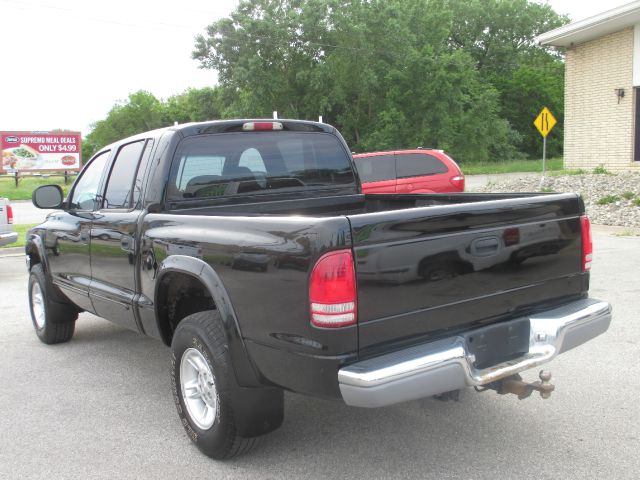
[533,107,557,180]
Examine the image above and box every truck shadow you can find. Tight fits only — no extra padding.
[66,314,564,478]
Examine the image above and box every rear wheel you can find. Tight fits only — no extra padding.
[170,310,283,459]
[28,264,77,344]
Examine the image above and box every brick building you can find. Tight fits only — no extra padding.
[538,2,640,171]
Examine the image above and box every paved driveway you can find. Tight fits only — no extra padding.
[7,200,49,225]
[0,233,638,479]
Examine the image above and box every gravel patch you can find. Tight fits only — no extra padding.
[475,173,640,228]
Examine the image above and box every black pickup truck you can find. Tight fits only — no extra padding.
[27,119,611,459]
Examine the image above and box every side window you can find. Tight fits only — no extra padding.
[396,153,449,178]
[132,140,154,209]
[69,151,110,210]
[354,155,395,182]
[103,141,145,209]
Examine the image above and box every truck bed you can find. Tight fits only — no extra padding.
[166,191,549,217]
[143,191,586,397]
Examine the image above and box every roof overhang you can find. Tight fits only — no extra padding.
[537,1,640,47]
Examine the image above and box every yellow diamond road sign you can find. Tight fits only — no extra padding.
[534,107,557,138]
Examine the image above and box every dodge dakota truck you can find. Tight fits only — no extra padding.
[26,119,611,459]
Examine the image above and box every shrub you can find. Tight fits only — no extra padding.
[592,165,610,175]
[596,195,619,205]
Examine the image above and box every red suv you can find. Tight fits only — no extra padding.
[353,149,465,194]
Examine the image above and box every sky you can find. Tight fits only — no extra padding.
[0,0,634,136]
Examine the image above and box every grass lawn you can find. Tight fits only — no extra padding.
[0,175,74,201]
[461,158,563,175]
[1,223,37,249]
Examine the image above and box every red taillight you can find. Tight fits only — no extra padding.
[450,175,465,191]
[309,249,357,328]
[242,121,283,131]
[6,204,13,224]
[580,215,593,272]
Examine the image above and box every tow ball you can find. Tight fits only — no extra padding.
[483,370,555,400]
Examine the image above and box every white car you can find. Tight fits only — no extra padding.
[0,198,18,246]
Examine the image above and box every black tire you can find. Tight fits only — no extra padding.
[170,310,280,459]
[28,264,77,345]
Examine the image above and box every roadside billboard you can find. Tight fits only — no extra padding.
[1,131,82,173]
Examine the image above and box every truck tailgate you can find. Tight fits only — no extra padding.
[347,193,586,354]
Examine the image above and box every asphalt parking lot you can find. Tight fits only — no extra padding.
[0,233,638,480]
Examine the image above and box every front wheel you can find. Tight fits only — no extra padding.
[170,310,283,459]
[28,264,77,344]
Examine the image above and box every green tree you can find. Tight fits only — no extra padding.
[193,0,334,119]
[447,0,568,157]
[193,0,522,161]
[85,91,166,157]
[496,61,564,157]
[82,0,568,163]
[448,0,567,77]
[164,87,226,124]
[363,48,520,163]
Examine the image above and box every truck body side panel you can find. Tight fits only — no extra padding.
[139,213,357,396]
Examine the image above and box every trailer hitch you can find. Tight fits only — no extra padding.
[481,370,555,400]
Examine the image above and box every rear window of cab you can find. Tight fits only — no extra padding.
[167,132,355,200]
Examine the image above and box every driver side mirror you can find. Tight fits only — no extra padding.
[32,185,64,209]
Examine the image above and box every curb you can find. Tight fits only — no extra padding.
[0,247,24,257]
[591,224,640,236]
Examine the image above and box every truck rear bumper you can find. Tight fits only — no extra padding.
[0,231,18,247]
[338,298,611,408]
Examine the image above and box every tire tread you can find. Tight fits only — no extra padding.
[29,264,76,345]
[171,310,261,459]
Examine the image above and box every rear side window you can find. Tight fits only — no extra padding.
[168,132,354,200]
[103,140,145,209]
[396,153,448,179]
[132,140,154,209]
[354,155,395,182]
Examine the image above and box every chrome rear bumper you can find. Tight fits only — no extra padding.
[339,298,611,408]
[0,231,18,247]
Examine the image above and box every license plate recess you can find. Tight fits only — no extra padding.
[465,318,530,369]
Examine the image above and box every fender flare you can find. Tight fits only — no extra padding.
[155,255,263,387]
[25,233,75,305]
[25,233,49,273]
